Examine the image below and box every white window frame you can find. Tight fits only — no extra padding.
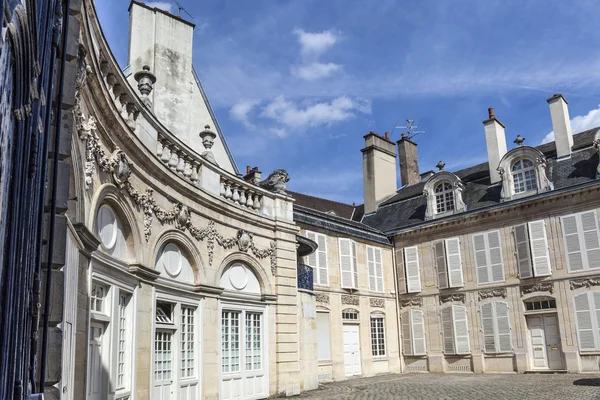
[339,238,359,289]
[402,309,427,356]
[435,181,455,214]
[404,246,422,293]
[441,305,471,355]
[370,313,386,357]
[573,291,600,351]
[366,245,384,292]
[434,238,464,289]
[472,230,505,285]
[561,210,600,273]
[305,230,329,286]
[514,220,552,279]
[480,301,512,354]
[511,159,538,194]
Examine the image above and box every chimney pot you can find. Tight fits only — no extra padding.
[488,107,495,119]
[246,165,251,174]
[384,132,390,140]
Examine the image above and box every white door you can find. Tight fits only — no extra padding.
[221,310,267,400]
[153,330,174,399]
[527,314,564,370]
[343,324,361,376]
[87,322,105,400]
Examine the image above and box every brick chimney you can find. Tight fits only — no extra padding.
[362,131,397,214]
[483,107,507,184]
[547,94,573,158]
[397,133,420,186]
[243,165,262,184]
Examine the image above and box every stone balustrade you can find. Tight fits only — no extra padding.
[220,175,263,211]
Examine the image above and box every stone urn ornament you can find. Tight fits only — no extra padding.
[199,125,218,166]
[134,65,156,108]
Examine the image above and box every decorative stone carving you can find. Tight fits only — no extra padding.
[570,278,600,291]
[439,293,466,305]
[594,136,600,178]
[133,65,156,108]
[237,230,252,252]
[199,125,218,166]
[370,298,385,308]
[478,288,507,301]
[174,203,190,231]
[341,295,359,306]
[110,148,132,188]
[423,171,467,220]
[520,282,554,296]
[258,169,290,194]
[315,293,330,304]
[75,43,89,90]
[400,297,423,308]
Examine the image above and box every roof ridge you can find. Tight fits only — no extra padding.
[288,190,357,208]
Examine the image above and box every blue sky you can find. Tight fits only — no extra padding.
[97,0,600,205]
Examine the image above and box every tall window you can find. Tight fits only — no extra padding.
[117,293,132,389]
[480,302,512,353]
[514,220,552,278]
[367,246,384,292]
[305,231,328,286]
[472,230,505,284]
[434,238,464,289]
[180,306,196,378]
[402,309,426,356]
[441,305,470,355]
[221,311,241,373]
[316,312,331,361]
[370,314,386,357]
[245,313,262,370]
[339,238,359,289]
[435,182,455,213]
[512,159,537,193]
[561,211,600,272]
[403,246,422,293]
[573,291,600,350]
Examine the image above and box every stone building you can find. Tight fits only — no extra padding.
[13,0,600,399]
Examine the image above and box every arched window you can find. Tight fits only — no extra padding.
[342,309,359,321]
[511,159,537,194]
[435,182,454,213]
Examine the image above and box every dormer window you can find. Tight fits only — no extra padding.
[511,159,537,194]
[435,182,455,213]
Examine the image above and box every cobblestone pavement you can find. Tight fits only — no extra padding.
[296,373,600,399]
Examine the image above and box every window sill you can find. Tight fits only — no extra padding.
[318,361,333,366]
[579,350,600,356]
[483,353,514,358]
[373,356,388,362]
[444,354,472,358]
[90,311,110,322]
[115,390,131,400]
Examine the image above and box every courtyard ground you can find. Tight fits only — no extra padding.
[296,373,600,399]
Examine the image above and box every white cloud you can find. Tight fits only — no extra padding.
[145,2,173,13]
[229,99,260,130]
[293,62,342,81]
[293,28,340,59]
[260,95,371,131]
[541,104,600,144]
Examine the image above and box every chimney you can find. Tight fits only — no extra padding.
[397,133,420,186]
[547,94,573,158]
[483,107,507,184]
[362,131,397,214]
[243,165,262,184]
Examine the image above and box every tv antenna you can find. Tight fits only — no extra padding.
[395,119,424,141]
[172,0,194,19]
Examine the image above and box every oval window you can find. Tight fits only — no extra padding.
[161,243,183,277]
[97,204,117,249]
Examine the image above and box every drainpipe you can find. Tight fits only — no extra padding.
[39,0,70,391]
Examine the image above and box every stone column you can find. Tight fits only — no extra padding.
[135,282,154,399]
[202,296,220,400]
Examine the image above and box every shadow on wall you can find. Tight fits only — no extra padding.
[573,378,600,387]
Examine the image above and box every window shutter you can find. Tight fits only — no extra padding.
[562,215,584,272]
[316,312,331,360]
[594,292,600,347]
[473,234,489,284]
[411,309,427,355]
[481,303,496,353]
[528,220,551,277]
[401,310,413,356]
[487,230,505,282]
[514,224,533,279]
[367,247,376,291]
[453,306,471,354]
[581,211,600,270]
[339,239,354,289]
[404,246,421,293]
[434,241,448,289]
[441,307,455,354]
[316,234,328,285]
[351,241,358,289]
[445,238,464,287]
[374,248,384,292]
[306,231,317,267]
[495,302,512,353]
[397,249,407,294]
[574,292,596,350]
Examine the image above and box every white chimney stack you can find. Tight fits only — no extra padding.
[483,108,507,184]
[547,94,573,159]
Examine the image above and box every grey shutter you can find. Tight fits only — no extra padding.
[397,249,407,294]
[411,310,427,355]
[316,234,328,285]
[495,302,512,353]
[528,220,551,277]
[562,215,584,272]
[441,307,455,354]
[574,292,596,350]
[445,238,464,287]
[594,292,600,348]
[367,246,376,291]
[481,303,496,353]
[306,231,317,267]
[401,310,413,356]
[581,211,600,269]
[351,241,359,289]
[404,246,421,293]
[487,230,505,282]
[374,247,384,292]
[473,233,489,284]
[514,224,533,279]
[453,306,471,354]
[339,239,353,288]
[434,241,448,289]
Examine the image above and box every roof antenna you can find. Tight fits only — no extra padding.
[172,0,194,19]
[396,119,424,141]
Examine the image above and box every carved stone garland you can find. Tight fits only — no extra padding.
[439,293,466,305]
[315,293,330,304]
[341,295,360,306]
[520,282,554,296]
[400,297,423,308]
[74,91,277,272]
[570,278,600,291]
[478,288,507,301]
[369,298,385,308]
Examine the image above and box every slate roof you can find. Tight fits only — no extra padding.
[288,191,358,220]
[362,128,600,234]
